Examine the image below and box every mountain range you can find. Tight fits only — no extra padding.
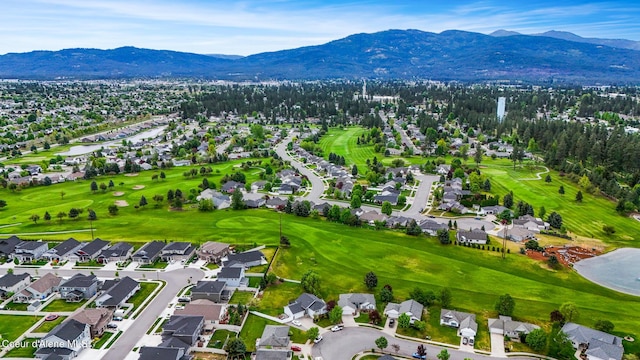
[490,29,640,51]
[0,29,639,83]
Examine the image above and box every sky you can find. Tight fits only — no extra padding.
[1,0,639,55]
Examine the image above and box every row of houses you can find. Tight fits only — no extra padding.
[0,236,196,265]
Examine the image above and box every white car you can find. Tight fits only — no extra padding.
[291,320,302,327]
[313,336,323,344]
[330,325,344,332]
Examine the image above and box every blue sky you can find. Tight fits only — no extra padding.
[1,0,639,55]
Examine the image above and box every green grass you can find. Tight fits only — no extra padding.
[104,330,123,348]
[239,314,307,352]
[34,316,66,332]
[0,315,41,342]
[93,331,114,349]
[5,301,29,311]
[127,282,160,312]
[258,281,303,317]
[482,159,640,247]
[0,158,266,242]
[42,299,87,312]
[146,317,164,335]
[206,263,219,270]
[248,276,262,288]
[318,127,377,172]
[229,291,255,305]
[139,261,168,269]
[3,337,39,358]
[207,329,236,349]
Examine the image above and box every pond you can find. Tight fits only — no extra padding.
[574,248,640,296]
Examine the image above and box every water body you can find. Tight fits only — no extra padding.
[573,248,640,296]
[57,126,166,156]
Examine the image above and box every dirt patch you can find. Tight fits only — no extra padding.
[526,246,600,267]
[115,200,129,207]
[113,191,125,197]
[124,173,139,177]
[132,185,145,190]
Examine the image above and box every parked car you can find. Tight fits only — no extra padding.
[469,338,475,346]
[175,304,185,310]
[389,318,395,327]
[313,336,323,344]
[113,316,124,321]
[107,323,118,329]
[412,353,427,360]
[291,345,302,351]
[178,296,191,303]
[463,337,468,345]
[330,325,344,332]
[291,320,302,327]
[45,314,59,321]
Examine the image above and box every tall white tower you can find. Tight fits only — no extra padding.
[497,97,506,121]
[362,80,367,99]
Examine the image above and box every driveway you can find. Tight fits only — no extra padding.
[491,332,506,356]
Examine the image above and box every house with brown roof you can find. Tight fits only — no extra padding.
[197,242,230,264]
[70,308,114,338]
[174,299,223,326]
[15,273,62,303]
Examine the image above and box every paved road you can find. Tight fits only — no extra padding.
[0,266,205,360]
[275,133,494,231]
[312,327,536,360]
[384,111,422,156]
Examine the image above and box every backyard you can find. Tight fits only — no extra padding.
[42,299,87,312]
[239,314,307,352]
[0,315,41,342]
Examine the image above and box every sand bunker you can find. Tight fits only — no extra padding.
[115,200,129,207]
[124,173,139,177]
[113,191,125,197]
[132,185,145,190]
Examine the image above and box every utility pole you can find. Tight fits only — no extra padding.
[279,213,282,241]
[501,219,508,259]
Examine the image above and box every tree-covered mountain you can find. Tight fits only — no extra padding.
[0,30,639,82]
[491,29,640,51]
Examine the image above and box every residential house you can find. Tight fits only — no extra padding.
[480,205,509,215]
[456,229,488,245]
[59,274,99,302]
[384,299,424,323]
[244,198,266,208]
[436,164,451,176]
[14,241,48,262]
[338,293,377,316]
[196,242,230,264]
[70,238,110,262]
[132,241,166,264]
[174,299,223,326]
[96,242,133,264]
[42,238,83,262]
[359,211,388,226]
[70,308,114,338]
[191,281,229,303]
[419,219,449,236]
[440,309,478,340]
[15,273,62,303]
[488,316,540,340]
[501,227,536,242]
[160,242,196,262]
[221,181,244,193]
[284,293,327,320]
[0,272,31,296]
[0,236,21,259]
[35,319,91,360]
[217,266,246,287]
[95,276,140,308]
[223,250,266,268]
[373,191,400,206]
[138,346,191,360]
[562,323,624,360]
[513,215,549,232]
[265,197,287,209]
[258,325,290,349]
[196,189,230,210]
[277,184,295,195]
[255,349,291,360]
[162,315,205,347]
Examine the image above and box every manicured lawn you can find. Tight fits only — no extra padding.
[34,316,66,332]
[42,299,87,312]
[127,282,160,312]
[93,331,114,349]
[139,261,168,269]
[229,291,255,305]
[4,337,39,358]
[318,127,377,172]
[0,158,265,242]
[258,281,303,317]
[5,301,29,311]
[248,276,262,288]
[0,315,41,342]
[239,314,307,352]
[207,329,236,349]
[482,159,640,247]
[206,263,219,270]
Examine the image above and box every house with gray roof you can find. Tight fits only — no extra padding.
[217,266,246,287]
[96,242,133,263]
[258,325,290,348]
[35,319,91,360]
[132,241,166,264]
[191,280,229,303]
[223,250,266,268]
[419,219,448,236]
[256,349,291,360]
[43,238,83,262]
[0,236,21,259]
[138,346,191,360]
[196,189,230,209]
[384,299,424,323]
[14,240,48,263]
[513,215,549,232]
[338,293,376,315]
[456,228,488,245]
[265,197,288,209]
[160,242,196,262]
[440,309,478,340]
[95,276,140,308]
[488,316,540,340]
[59,274,99,302]
[0,272,31,295]
[562,322,623,360]
[162,315,204,347]
[284,293,327,320]
[70,238,110,262]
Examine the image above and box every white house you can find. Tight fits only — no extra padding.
[338,293,376,316]
[384,299,424,323]
[440,309,478,340]
[284,293,327,320]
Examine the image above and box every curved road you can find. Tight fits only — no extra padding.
[275,134,494,231]
[0,266,205,360]
[312,327,537,360]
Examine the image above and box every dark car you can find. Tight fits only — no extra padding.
[107,323,118,329]
[291,345,302,351]
[389,318,395,328]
